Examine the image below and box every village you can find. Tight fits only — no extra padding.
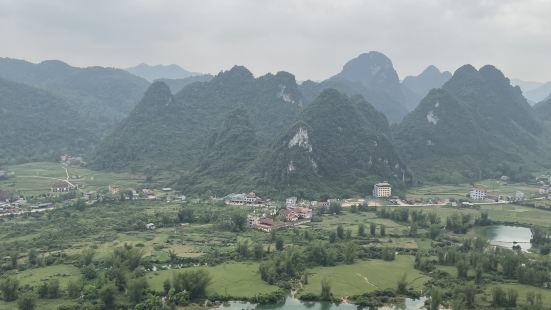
[4,158,551,232]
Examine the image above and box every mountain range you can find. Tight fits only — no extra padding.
[0,78,98,164]
[0,57,150,133]
[395,65,547,183]
[125,63,197,81]
[2,52,551,196]
[511,78,551,104]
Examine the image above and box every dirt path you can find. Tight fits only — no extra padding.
[356,272,379,288]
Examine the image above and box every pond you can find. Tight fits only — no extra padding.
[216,296,426,310]
[477,225,532,251]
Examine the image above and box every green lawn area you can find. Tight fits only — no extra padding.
[0,298,76,310]
[482,283,551,307]
[387,204,551,228]
[309,212,408,236]
[300,256,429,298]
[11,264,80,289]
[147,262,279,297]
[407,180,540,200]
[0,162,143,195]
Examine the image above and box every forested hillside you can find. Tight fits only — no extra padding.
[0,78,98,164]
[92,66,303,172]
[257,89,410,198]
[0,57,149,133]
[395,65,547,183]
[300,52,413,122]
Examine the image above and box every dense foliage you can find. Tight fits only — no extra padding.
[0,57,149,134]
[0,78,98,164]
[395,65,549,183]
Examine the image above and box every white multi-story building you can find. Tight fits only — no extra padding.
[469,188,487,200]
[373,182,392,198]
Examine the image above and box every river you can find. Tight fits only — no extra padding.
[216,296,426,310]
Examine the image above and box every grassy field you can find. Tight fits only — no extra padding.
[300,256,429,298]
[0,298,76,310]
[0,162,143,195]
[147,262,279,297]
[309,212,409,237]
[385,204,551,228]
[407,180,541,199]
[12,264,80,289]
[482,283,551,307]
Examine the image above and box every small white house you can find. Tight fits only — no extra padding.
[286,197,297,208]
[146,223,156,230]
[515,191,525,201]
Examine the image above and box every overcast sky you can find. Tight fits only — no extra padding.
[0,0,549,82]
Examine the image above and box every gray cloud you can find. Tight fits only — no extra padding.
[0,0,549,81]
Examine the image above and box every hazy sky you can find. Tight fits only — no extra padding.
[0,0,550,82]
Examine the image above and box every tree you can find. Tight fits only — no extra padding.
[329,202,342,215]
[177,208,195,223]
[275,237,284,251]
[382,247,395,261]
[127,277,148,304]
[80,248,95,266]
[10,251,18,269]
[254,243,264,260]
[370,222,377,236]
[99,284,116,309]
[0,277,19,301]
[396,273,408,294]
[492,286,507,307]
[343,242,357,264]
[429,224,440,240]
[380,224,386,236]
[172,269,211,300]
[66,280,81,299]
[38,282,48,298]
[336,225,344,239]
[230,210,247,232]
[163,279,171,295]
[430,288,442,310]
[456,259,469,280]
[507,288,518,307]
[320,278,332,301]
[17,292,36,310]
[358,224,366,237]
[28,249,38,266]
[329,231,337,243]
[236,239,250,258]
[47,279,60,298]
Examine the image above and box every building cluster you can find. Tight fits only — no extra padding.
[109,185,185,202]
[51,181,79,193]
[224,192,263,205]
[0,168,14,180]
[0,191,53,217]
[60,154,85,166]
[468,187,526,202]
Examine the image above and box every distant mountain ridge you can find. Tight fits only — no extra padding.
[402,65,452,100]
[0,78,98,164]
[92,66,304,172]
[0,57,150,134]
[157,75,213,94]
[300,51,411,122]
[395,64,545,183]
[126,63,197,81]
